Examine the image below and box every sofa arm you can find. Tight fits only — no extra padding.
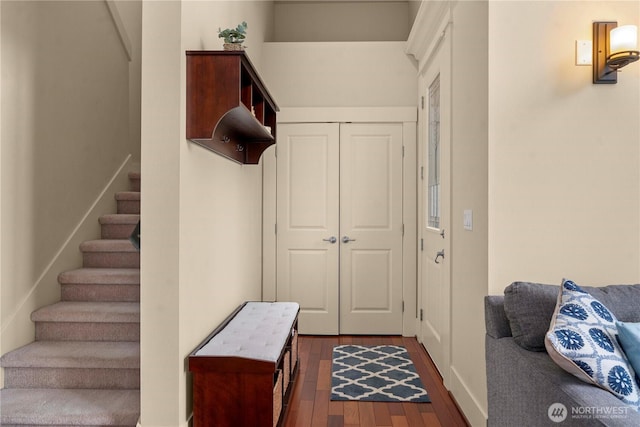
[484,295,511,339]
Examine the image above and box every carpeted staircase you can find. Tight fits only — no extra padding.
[0,172,141,427]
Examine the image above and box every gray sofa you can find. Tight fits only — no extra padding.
[485,281,640,426]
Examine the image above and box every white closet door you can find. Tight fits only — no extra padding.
[339,123,404,334]
[276,123,340,334]
[276,122,404,335]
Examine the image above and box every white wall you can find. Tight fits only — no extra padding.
[140,1,274,425]
[0,0,136,382]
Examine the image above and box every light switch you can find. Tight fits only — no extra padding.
[576,40,592,65]
[463,210,473,231]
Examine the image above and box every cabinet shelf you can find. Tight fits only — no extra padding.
[186,51,279,164]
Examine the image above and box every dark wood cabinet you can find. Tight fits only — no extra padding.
[188,302,299,427]
[186,51,278,164]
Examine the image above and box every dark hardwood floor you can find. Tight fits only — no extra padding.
[283,336,469,427]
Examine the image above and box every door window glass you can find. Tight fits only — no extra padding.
[427,75,440,229]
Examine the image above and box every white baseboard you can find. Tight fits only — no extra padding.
[450,365,488,427]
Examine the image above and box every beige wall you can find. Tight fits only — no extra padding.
[140,1,274,425]
[488,1,640,293]
[273,0,410,41]
[261,42,417,107]
[0,0,137,382]
[449,1,489,425]
[408,0,421,27]
[411,1,640,425]
[114,0,143,165]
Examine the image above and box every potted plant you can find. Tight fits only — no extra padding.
[218,21,247,51]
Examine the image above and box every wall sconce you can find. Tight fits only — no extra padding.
[593,21,639,84]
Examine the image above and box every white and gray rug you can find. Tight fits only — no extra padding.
[330,345,431,402]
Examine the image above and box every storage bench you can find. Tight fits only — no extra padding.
[189,301,300,427]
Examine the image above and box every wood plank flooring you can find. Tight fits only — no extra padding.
[283,336,469,427]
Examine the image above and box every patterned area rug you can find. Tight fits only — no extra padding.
[331,345,431,402]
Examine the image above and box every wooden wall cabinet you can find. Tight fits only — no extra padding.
[186,51,279,164]
[189,302,299,427]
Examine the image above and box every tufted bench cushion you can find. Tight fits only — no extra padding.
[195,302,300,362]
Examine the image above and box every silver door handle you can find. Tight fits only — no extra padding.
[435,249,445,264]
[323,236,337,244]
[342,236,356,243]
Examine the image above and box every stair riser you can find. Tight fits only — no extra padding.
[117,200,140,215]
[83,252,140,268]
[4,368,140,389]
[61,284,140,302]
[101,223,138,240]
[1,388,140,427]
[129,179,140,192]
[35,323,140,342]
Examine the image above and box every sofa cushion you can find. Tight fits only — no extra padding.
[503,281,640,352]
[545,279,640,409]
[503,282,562,351]
[617,321,640,387]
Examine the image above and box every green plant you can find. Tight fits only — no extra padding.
[218,21,247,44]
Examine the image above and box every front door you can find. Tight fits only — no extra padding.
[276,123,404,335]
[419,27,452,384]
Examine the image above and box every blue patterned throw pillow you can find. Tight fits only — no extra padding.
[545,279,640,409]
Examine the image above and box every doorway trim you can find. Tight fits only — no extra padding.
[262,107,417,337]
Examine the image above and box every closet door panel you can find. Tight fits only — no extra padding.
[339,123,404,334]
[276,123,340,335]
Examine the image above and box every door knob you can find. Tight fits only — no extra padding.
[322,236,337,244]
[342,236,356,243]
[435,249,445,264]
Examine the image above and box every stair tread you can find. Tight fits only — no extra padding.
[1,341,139,369]
[99,214,140,225]
[80,240,138,253]
[31,302,139,323]
[58,268,140,285]
[0,388,139,426]
[114,191,140,201]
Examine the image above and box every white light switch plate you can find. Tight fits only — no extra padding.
[463,210,473,231]
[576,40,592,65]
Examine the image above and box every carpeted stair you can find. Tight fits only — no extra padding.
[1,172,141,427]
